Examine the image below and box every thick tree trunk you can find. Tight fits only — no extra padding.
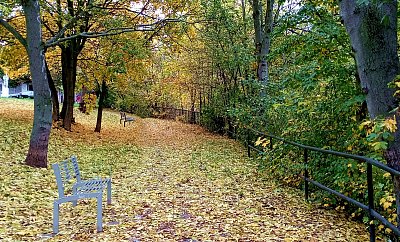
[23,0,53,168]
[95,80,107,133]
[45,60,59,121]
[60,45,78,131]
[340,0,400,227]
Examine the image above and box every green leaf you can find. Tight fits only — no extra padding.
[381,15,390,27]
[372,141,388,151]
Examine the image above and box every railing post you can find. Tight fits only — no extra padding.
[247,129,251,158]
[367,163,376,242]
[304,148,309,201]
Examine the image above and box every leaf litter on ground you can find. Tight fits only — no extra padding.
[0,98,371,241]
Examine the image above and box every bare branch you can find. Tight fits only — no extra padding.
[45,17,79,47]
[0,18,27,49]
[91,6,157,20]
[45,18,182,48]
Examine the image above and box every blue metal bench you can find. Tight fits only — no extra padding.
[120,111,134,127]
[52,155,112,234]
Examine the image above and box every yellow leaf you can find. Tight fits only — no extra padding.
[255,137,266,146]
[383,172,391,178]
[383,202,392,210]
[388,196,396,202]
[261,140,270,147]
[384,116,397,132]
[359,120,372,131]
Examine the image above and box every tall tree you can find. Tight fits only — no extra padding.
[0,0,53,167]
[340,0,400,226]
[23,0,53,167]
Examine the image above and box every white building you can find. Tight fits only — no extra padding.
[0,75,33,97]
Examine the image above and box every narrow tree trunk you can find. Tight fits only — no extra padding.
[60,47,68,120]
[241,0,247,32]
[252,0,262,51]
[23,0,53,168]
[190,104,195,124]
[45,60,59,121]
[95,80,107,133]
[340,0,400,227]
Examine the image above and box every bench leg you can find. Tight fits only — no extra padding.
[72,187,78,207]
[96,195,103,232]
[107,180,112,205]
[53,201,60,234]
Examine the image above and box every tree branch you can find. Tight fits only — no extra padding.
[45,18,182,48]
[91,6,157,20]
[45,17,79,47]
[0,18,27,49]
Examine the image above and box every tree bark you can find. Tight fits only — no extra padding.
[260,0,274,87]
[252,0,275,95]
[95,80,107,133]
[340,0,400,227]
[60,44,78,131]
[45,60,60,121]
[22,0,53,168]
[57,0,88,131]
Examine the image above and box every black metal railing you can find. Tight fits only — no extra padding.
[228,127,400,241]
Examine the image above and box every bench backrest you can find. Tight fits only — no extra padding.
[120,112,126,119]
[52,156,82,198]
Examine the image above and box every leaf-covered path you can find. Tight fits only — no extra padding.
[0,99,369,241]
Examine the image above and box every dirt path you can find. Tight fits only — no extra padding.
[0,99,370,241]
[100,113,370,241]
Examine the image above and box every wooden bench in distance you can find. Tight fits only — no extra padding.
[52,155,112,234]
[120,111,134,127]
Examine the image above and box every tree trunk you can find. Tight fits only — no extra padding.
[23,0,53,168]
[60,45,78,131]
[340,0,400,226]
[95,80,107,133]
[241,0,246,31]
[252,0,274,95]
[45,60,59,121]
[60,48,67,119]
[252,0,262,53]
[259,0,274,87]
[190,104,195,124]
